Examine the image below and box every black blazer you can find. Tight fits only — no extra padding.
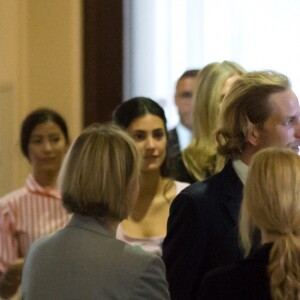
[162,161,244,300]
[198,244,272,300]
[167,128,196,184]
[167,128,181,160]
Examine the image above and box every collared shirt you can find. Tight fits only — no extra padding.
[232,159,248,185]
[176,123,192,150]
[0,175,70,273]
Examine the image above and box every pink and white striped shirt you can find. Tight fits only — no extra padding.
[0,175,70,273]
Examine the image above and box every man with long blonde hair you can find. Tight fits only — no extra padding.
[163,70,300,300]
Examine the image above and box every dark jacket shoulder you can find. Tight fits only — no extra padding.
[198,244,272,300]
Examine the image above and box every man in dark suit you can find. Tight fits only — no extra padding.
[162,70,300,300]
[167,69,199,159]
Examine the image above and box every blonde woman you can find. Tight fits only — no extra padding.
[113,97,189,255]
[179,61,245,183]
[199,147,300,300]
[21,124,170,300]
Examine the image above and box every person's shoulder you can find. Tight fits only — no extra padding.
[199,251,270,299]
[0,186,28,206]
[25,234,53,261]
[171,165,237,213]
[125,246,169,299]
[105,237,166,278]
[174,180,190,193]
[198,262,243,299]
[122,242,161,264]
[110,242,166,283]
[187,160,240,193]
[168,127,178,136]
[177,171,222,198]
[169,180,210,215]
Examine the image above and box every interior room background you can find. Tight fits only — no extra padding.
[0,0,299,196]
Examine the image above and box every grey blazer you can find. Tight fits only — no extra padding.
[21,214,170,300]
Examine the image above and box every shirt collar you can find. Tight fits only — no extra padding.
[232,159,248,185]
[176,123,192,150]
[26,174,61,199]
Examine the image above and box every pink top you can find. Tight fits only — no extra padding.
[0,175,70,273]
[116,181,189,255]
[116,227,164,255]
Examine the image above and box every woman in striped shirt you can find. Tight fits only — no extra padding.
[0,108,70,299]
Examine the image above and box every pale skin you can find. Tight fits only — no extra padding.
[241,88,300,165]
[120,114,177,238]
[0,120,68,298]
[175,77,197,130]
[221,74,240,98]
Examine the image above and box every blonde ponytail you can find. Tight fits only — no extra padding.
[240,148,300,300]
[268,234,300,300]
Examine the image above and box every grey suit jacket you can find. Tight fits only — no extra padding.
[21,214,170,300]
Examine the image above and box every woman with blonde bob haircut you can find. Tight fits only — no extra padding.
[60,123,140,221]
[199,147,300,300]
[21,124,170,300]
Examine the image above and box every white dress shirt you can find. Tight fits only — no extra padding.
[176,123,192,150]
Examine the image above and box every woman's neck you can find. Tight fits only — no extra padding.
[130,170,162,221]
[33,171,58,188]
[139,169,161,196]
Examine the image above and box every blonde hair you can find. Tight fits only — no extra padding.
[216,70,290,160]
[58,123,141,221]
[182,61,245,181]
[240,147,300,300]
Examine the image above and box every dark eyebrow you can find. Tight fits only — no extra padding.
[49,133,61,136]
[131,129,146,133]
[30,134,43,138]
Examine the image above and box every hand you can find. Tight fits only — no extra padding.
[0,258,24,299]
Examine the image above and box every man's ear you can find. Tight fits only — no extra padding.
[246,123,260,147]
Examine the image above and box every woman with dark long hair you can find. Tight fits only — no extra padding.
[113,97,189,255]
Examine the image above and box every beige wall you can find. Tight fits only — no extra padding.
[0,0,82,196]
